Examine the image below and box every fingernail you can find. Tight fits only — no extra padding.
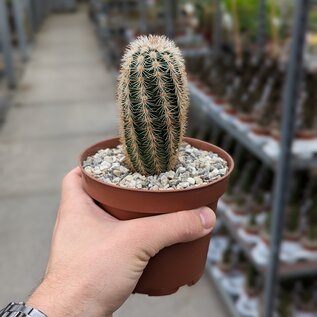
[199,207,214,229]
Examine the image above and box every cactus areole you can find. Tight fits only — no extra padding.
[117,35,189,175]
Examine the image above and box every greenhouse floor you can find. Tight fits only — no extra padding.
[0,6,228,317]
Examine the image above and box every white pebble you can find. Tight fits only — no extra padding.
[194,176,203,185]
[113,169,122,177]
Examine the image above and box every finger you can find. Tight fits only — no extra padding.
[60,168,118,222]
[61,167,92,203]
[128,207,215,256]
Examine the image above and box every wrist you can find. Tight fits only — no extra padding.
[27,276,111,317]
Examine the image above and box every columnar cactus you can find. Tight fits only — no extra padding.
[117,35,189,175]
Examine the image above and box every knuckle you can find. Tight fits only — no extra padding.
[175,210,202,240]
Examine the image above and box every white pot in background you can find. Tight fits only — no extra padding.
[236,289,260,317]
[221,270,246,297]
[294,310,317,317]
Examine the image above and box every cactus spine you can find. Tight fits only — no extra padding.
[117,35,189,175]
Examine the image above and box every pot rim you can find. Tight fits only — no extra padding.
[79,136,234,194]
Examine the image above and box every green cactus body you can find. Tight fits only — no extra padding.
[117,35,189,175]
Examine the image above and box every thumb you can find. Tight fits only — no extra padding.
[130,207,216,256]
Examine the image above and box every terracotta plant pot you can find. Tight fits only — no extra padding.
[202,86,214,96]
[260,230,270,246]
[232,205,247,217]
[218,262,231,274]
[283,230,300,242]
[301,238,317,251]
[295,130,317,140]
[213,97,226,105]
[244,225,259,236]
[188,74,197,82]
[251,124,271,136]
[271,128,281,141]
[223,104,237,115]
[196,81,206,90]
[80,137,234,296]
[238,112,255,124]
[245,286,260,298]
[222,194,235,205]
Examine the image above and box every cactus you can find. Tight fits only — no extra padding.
[117,35,189,175]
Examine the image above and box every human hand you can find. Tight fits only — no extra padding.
[27,167,216,317]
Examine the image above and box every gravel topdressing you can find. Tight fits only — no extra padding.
[82,143,229,190]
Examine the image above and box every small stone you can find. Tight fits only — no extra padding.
[187,177,195,185]
[120,166,129,173]
[111,162,120,169]
[166,171,175,179]
[181,171,190,180]
[124,175,133,182]
[104,156,113,163]
[160,175,168,186]
[113,169,122,177]
[99,161,111,171]
[194,176,203,185]
[93,167,103,175]
[209,169,219,178]
[136,182,143,189]
[113,177,121,183]
[219,168,227,175]
[94,156,103,164]
[84,166,93,173]
[178,166,186,173]
[177,181,189,189]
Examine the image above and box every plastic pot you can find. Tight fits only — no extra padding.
[80,137,233,296]
[238,112,256,124]
[295,129,317,140]
[251,124,270,136]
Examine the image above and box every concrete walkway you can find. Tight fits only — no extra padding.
[0,7,228,317]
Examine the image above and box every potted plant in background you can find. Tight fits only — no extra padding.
[80,35,233,295]
[236,264,261,317]
[294,281,317,317]
[276,286,293,317]
[251,211,271,266]
[301,223,317,257]
[227,193,248,224]
[239,211,260,245]
[222,249,247,299]
[284,205,301,242]
[279,204,303,264]
[301,197,317,259]
[212,241,233,281]
[296,72,317,140]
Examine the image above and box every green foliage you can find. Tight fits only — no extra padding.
[309,196,317,225]
[118,35,189,175]
[222,0,259,39]
[286,205,300,233]
[299,282,314,306]
[264,212,271,233]
[248,212,257,227]
[222,244,232,264]
[308,224,317,241]
[254,192,264,206]
[237,249,247,265]
[246,264,258,290]
[277,289,292,317]
[235,194,246,207]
